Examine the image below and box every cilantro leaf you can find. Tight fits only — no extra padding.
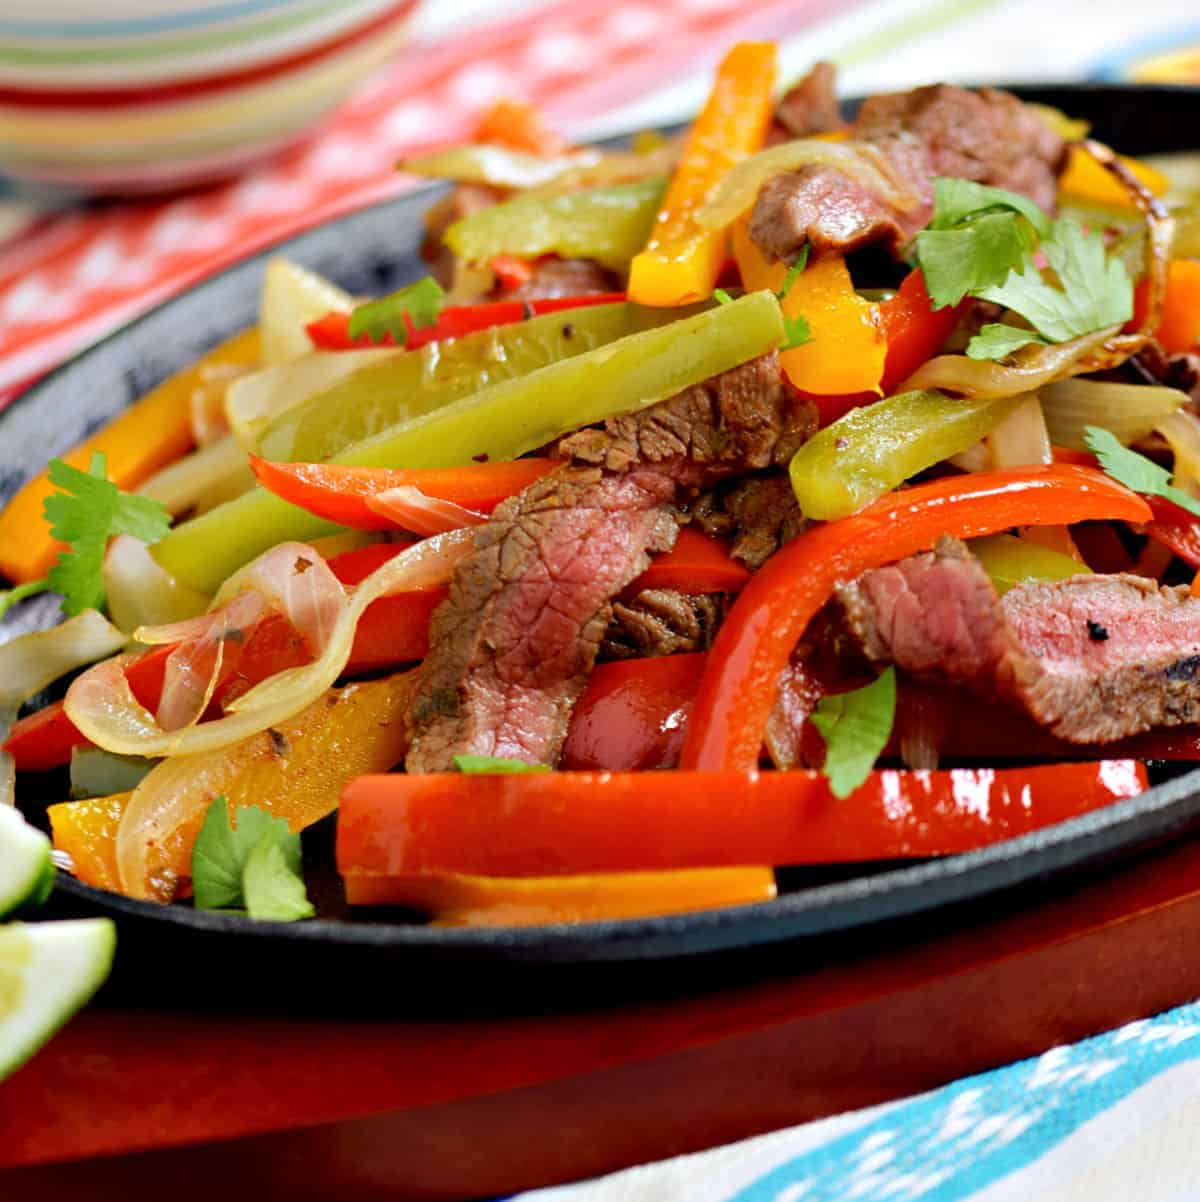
[713,287,734,305]
[1084,426,1200,518]
[978,218,1132,344]
[925,178,1051,237]
[778,245,809,299]
[346,277,445,345]
[913,178,1051,310]
[42,453,171,617]
[781,313,812,351]
[191,797,312,921]
[810,667,897,800]
[965,323,1047,361]
[243,837,315,922]
[915,212,1037,309]
[453,754,551,774]
[0,578,50,620]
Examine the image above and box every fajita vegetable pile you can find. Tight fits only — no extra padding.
[5,44,1200,929]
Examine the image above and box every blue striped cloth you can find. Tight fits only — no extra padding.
[514,1001,1200,1201]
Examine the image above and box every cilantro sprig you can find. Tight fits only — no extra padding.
[346,277,445,345]
[810,667,897,799]
[453,754,550,774]
[1084,426,1200,518]
[191,797,314,922]
[1,452,172,621]
[912,177,1134,364]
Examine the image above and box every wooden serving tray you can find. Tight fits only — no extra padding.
[6,830,1200,1201]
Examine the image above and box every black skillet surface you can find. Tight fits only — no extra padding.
[7,84,1200,1014]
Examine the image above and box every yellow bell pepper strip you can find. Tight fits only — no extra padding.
[113,670,416,903]
[343,867,777,926]
[1058,143,1168,211]
[155,291,784,593]
[0,327,260,585]
[445,178,665,272]
[788,389,1026,520]
[732,219,887,395]
[628,41,778,306]
[48,791,132,893]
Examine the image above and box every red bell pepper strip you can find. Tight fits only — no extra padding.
[680,465,1154,772]
[337,760,1148,878]
[1141,494,1200,568]
[248,456,557,532]
[627,527,750,595]
[560,653,706,772]
[304,293,625,351]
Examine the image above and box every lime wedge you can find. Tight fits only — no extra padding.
[0,919,115,1081]
[0,805,53,920]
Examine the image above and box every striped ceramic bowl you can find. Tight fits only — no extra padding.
[0,0,418,194]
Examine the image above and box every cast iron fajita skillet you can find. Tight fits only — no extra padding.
[5,84,1200,1014]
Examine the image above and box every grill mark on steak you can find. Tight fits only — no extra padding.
[749,83,1067,263]
[837,537,1200,743]
[407,354,805,771]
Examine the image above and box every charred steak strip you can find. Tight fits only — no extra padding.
[749,83,1068,262]
[602,589,727,661]
[838,537,1200,743]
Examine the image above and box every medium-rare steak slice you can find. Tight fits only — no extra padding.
[407,467,678,771]
[771,61,846,141]
[408,354,805,771]
[749,83,1067,262]
[838,537,1200,742]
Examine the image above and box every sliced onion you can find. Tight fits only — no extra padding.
[154,591,267,733]
[896,689,945,771]
[900,326,1119,398]
[226,349,402,451]
[65,529,473,758]
[695,138,925,233]
[137,435,255,518]
[985,393,1052,468]
[402,144,604,189]
[103,534,210,635]
[1041,378,1186,450]
[1155,409,1200,498]
[0,611,127,805]
[364,486,487,536]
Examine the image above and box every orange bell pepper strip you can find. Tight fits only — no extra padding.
[248,456,557,531]
[337,760,1147,877]
[1058,144,1168,210]
[1131,258,1200,356]
[679,465,1153,772]
[732,220,887,396]
[47,792,132,892]
[343,866,776,925]
[628,42,777,306]
[474,98,570,156]
[0,327,260,585]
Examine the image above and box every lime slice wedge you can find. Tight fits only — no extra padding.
[0,919,115,1081]
[0,805,53,920]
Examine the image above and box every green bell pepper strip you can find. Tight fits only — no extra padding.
[789,389,1027,521]
[258,301,674,465]
[969,533,1090,595]
[154,291,785,593]
[444,178,665,272]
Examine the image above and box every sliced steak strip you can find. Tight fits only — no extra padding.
[407,467,678,771]
[749,83,1067,262]
[772,61,847,141]
[558,353,809,479]
[838,537,1200,742]
[494,257,619,300]
[408,355,804,771]
[601,589,727,661]
[691,473,808,569]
